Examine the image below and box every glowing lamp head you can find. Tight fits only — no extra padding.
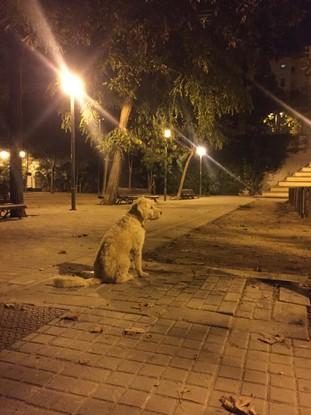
[19,151,26,158]
[196,146,207,157]
[60,70,85,99]
[163,128,171,138]
[0,150,10,160]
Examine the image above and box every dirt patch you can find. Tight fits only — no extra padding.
[148,199,311,277]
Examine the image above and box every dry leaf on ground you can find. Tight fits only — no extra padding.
[61,312,79,321]
[123,327,146,336]
[220,395,257,415]
[89,326,103,333]
[257,333,285,345]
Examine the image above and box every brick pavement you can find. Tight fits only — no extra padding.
[0,197,310,415]
[0,260,310,415]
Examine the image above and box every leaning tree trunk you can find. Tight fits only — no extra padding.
[100,154,109,196]
[176,147,195,199]
[8,34,26,216]
[103,98,133,204]
[128,156,133,189]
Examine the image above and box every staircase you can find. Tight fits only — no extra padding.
[261,163,311,198]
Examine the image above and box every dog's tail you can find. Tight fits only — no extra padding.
[53,276,101,288]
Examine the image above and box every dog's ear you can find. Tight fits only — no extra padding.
[128,200,144,222]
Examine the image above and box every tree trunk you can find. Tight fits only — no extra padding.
[50,158,56,193]
[103,98,133,204]
[8,34,26,216]
[176,148,195,198]
[100,154,109,195]
[128,156,133,189]
[147,171,156,194]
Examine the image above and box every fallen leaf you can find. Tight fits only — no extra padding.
[78,359,89,365]
[61,312,79,321]
[4,303,16,309]
[220,395,257,415]
[123,327,146,336]
[90,326,103,333]
[257,333,285,345]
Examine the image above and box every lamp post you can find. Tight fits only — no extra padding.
[60,69,85,210]
[163,128,171,201]
[196,146,206,197]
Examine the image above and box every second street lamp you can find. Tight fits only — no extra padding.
[163,128,171,201]
[196,146,207,197]
[60,69,85,210]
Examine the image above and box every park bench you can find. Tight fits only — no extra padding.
[115,187,160,205]
[0,203,27,219]
[180,188,196,199]
[0,189,26,219]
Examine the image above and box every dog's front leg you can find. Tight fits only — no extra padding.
[133,245,149,278]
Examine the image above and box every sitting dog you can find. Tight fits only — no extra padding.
[94,196,162,283]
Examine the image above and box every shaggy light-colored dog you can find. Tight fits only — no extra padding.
[94,196,162,283]
[53,197,161,287]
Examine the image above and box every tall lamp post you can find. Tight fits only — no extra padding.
[196,146,206,197]
[60,69,85,210]
[163,128,171,201]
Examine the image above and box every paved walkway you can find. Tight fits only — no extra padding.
[0,194,310,415]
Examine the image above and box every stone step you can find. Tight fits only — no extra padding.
[294,172,311,177]
[270,187,289,193]
[286,176,311,182]
[261,191,288,198]
[301,167,311,172]
[279,181,311,187]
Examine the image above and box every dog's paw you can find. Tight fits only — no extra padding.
[117,274,135,283]
[139,271,149,278]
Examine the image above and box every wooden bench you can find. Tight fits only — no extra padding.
[0,188,26,219]
[116,187,160,205]
[180,188,196,199]
[0,203,27,219]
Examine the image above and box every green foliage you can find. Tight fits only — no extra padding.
[263,112,302,135]
[212,133,291,195]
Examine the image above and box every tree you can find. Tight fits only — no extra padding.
[3,0,310,203]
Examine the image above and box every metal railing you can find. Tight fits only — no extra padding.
[289,187,311,218]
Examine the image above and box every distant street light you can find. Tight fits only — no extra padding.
[60,69,85,210]
[0,151,10,160]
[0,150,26,160]
[163,128,171,201]
[196,146,207,197]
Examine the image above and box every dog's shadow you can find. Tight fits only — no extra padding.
[56,262,93,276]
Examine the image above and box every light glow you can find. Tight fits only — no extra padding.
[164,128,172,138]
[19,151,26,158]
[196,146,207,157]
[60,69,85,99]
[0,151,10,160]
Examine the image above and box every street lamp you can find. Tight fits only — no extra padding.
[196,145,207,197]
[60,69,85,210]
[0,151,10,161]
[163,128,171,201]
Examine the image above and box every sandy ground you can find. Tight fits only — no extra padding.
[148,199,311,278]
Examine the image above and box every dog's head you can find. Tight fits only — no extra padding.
[129,197,162,223]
